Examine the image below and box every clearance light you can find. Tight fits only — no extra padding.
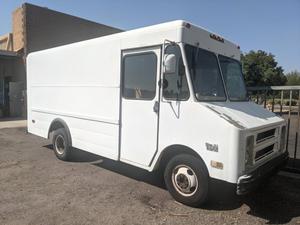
[183,22,191,28]
[210,34,224,43]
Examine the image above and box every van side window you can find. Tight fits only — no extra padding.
[122,52,157,100]
[163,45,189,100]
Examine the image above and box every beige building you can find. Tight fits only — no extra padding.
[0,3,121,117]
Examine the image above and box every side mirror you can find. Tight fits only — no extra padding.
[164,54,177,74]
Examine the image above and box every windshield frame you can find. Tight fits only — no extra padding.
[218,54,248,102]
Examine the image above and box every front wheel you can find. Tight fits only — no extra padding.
[164,154,209,207]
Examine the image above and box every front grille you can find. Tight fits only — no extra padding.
[256,128,276,143]
[255,144,274,161]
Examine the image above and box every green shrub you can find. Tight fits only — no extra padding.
[284,100,297,106]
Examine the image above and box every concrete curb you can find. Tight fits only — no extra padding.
[0,120,27,129]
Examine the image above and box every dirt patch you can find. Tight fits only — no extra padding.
[0,128,300,225]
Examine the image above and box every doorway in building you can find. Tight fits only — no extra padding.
[2,77,11,117]
[9,81,25,117]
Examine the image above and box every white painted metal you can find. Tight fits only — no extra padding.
[120,46,161,166]
[27,20,286,186]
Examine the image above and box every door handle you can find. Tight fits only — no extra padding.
[153,101,159,113]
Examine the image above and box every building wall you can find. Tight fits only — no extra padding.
[12,7,24,51]
[0,55,25,117]
[0,56,26,88]
[0,58,14,80]
[23,3,122,55]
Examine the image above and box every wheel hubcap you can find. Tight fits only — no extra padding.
[55,135,65,155]
[172,165,198,196]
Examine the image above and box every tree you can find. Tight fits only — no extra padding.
[241,50,287,87]
[286,70,300,85]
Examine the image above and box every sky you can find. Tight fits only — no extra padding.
[0,0,299,73]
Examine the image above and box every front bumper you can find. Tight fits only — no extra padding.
[237,151,289,195]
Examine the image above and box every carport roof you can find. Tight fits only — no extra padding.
[0,50,19,58]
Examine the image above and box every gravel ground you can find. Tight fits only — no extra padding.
[0,127,300,225]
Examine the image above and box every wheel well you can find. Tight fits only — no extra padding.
[155,145,208,175]
[48,119,72,146]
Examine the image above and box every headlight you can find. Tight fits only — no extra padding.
[245,135,254,166]
[280,126,286,152]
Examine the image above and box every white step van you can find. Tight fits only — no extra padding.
[27,20,288,206]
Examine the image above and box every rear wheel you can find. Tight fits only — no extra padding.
[164,154,209,207]
[52,128,72,161]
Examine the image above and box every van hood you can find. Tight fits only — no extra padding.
[202,101,284,130]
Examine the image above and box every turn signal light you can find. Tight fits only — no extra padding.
[211,160,223,170]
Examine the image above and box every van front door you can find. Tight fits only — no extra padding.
[120,46,161,167]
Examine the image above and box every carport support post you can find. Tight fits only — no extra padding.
[293,91,300,167]
[263,91,267,108]
[280,90,283,116]
[286,90,292,151]
[289,90,292,117]
[271,94,275,112]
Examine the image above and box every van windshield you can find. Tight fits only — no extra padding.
[184,44,248,102]
[185,44,226,101]
[218,55,247,101]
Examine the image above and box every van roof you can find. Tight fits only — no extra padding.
[28,20,241,60]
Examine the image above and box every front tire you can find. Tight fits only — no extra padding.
[164,154,209,207]
[52,128,72,161]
